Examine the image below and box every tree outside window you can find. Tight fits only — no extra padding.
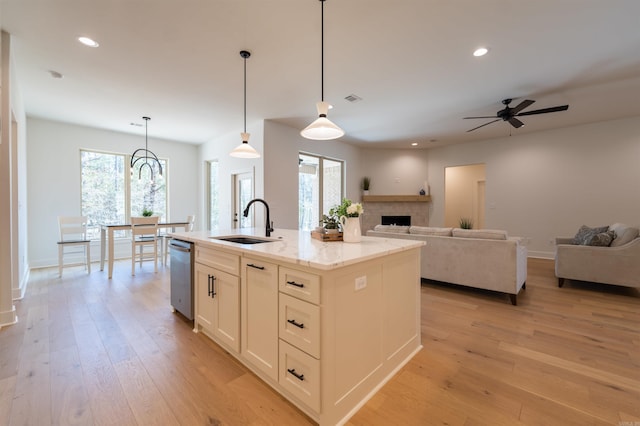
[81,150,167,239]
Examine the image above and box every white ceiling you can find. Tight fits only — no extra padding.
[2,0,640,149]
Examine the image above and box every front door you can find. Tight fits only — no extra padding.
[233,171,254,229]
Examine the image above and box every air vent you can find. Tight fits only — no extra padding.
[345,94,362,103]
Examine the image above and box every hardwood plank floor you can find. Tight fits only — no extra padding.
[0,258,638,425]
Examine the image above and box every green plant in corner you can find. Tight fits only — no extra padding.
[142,208,153,217]
[459,217,473,229]
[361,176,371,191]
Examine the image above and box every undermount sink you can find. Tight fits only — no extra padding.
[210,235,277,245]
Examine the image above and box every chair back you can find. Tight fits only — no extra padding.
[186,215,196,231]
[131,216,159,239]
[58,216,89,242]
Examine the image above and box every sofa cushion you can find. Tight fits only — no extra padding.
[609,223,639,247]
[409,226,453,236]
[451,228,508,240]
[587,230,616,246]
[572,225,609,245]
[373,224,410,234]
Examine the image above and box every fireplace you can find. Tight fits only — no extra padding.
[381,215,411,226]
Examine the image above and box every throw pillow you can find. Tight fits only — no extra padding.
[409,226,453,236]
[587,230,615,246]
[608,223,639,247]
[572,225,608,245]
[373,224,410,234]
[452,228,508,240]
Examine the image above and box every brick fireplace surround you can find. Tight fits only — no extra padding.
[360,195,431,233]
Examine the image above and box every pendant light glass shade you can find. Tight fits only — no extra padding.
[300,101,344,140]
[301,0,344,141]
[231,132,260,158]
[230,50,261,158]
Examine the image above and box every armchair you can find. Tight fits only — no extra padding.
[555,234,640,288]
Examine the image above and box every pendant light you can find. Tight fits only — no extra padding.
[300,0,344,141]
[130,116,163,182]
[230,50,261,158]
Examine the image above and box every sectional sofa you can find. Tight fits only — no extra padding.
[366,225,528,305]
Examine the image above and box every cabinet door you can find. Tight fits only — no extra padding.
[211,268,240,353]
[195,262,215,332]
[242,257,279,381]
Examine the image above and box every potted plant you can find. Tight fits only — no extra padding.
[459,217,473,229]
[361,176,371,195]
[333,198,364,242]
[320,213,340,234]
[142,208,154,217]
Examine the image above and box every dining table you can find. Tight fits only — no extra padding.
[99,221,190,278]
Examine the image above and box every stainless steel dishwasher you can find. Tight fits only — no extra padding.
[169,239,194,320]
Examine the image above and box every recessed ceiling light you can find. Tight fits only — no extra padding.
[78,36,99,48]
[473,47,489,57]
[411,142,418,146]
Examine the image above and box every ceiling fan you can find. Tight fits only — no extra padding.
[464,98,569,132]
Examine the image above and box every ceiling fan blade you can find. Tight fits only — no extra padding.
[508,117,524,128]
[516,105,569,116]
[466,119,501,132]
[509,99,535,114]
[463,115,498,119]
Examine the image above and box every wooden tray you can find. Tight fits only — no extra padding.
[311,231,343,241]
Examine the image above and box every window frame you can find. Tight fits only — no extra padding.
[298,151,345,231]
[80,148,169,240]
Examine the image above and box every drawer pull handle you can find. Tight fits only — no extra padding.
[208,275,216,298]
[287,368,305,381]
[287,319,305,329]
[286,280,305,288]
[247,263,265,270]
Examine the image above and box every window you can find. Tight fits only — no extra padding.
[298,153,344,231]
[207,160,220,230]
[81,149,167,239]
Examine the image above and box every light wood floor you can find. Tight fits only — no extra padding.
[1,258,638,425]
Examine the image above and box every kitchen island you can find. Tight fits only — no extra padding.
[169,228,423,426]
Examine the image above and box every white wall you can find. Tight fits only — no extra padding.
[426,116,640,257]
[263,120,363,230]
[198,120,265,231]
[198,119,363,233]
[360,149,430,196]
[27,118,199,267]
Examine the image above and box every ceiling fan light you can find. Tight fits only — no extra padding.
[301,101,345,140]
[230,133,261,158]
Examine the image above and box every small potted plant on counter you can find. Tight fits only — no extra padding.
[459,217,473,229]
[142,208,154,217]
[320,213,340,234]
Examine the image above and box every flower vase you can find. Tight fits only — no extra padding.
[340,216,362,243]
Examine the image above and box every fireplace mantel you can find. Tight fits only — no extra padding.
[362,195,431,203]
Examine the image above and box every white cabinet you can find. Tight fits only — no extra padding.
[194,249,240,353]
[278,267,321,410]
[242,257,279,381]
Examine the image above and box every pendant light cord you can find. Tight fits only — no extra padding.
[244,54,247,133]
[321,0,325,102]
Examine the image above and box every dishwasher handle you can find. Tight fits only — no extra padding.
[170,244,191,253]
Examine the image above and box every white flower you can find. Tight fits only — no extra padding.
[347,203,363,216]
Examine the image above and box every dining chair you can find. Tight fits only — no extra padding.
[131,216,160,275]
[57,216,91,277]
[161,214,195,265]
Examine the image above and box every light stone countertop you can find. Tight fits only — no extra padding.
[169,228,424,271]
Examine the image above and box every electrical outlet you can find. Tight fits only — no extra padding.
[355,276,367,291]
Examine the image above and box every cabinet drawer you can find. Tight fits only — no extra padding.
[195,245,239,276]
[279,267,320,304]
[279,293,320,358]
[279,340,320,413]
